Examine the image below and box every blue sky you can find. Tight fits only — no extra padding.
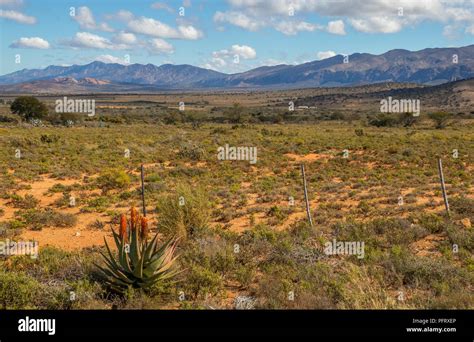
[1,0,473,75]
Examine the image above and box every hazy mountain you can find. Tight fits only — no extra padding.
[0,77,170,93]
[0,61,226,88]
[0,45,473,92]
[198,45,474,88]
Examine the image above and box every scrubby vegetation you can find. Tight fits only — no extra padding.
[0,91,472,309]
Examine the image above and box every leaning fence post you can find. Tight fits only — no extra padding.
[437,158,450,217]
[300,164,313,227]
[140,164,147,217]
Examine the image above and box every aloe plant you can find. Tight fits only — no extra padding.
[96,207,180,293]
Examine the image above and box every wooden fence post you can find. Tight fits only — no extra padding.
[300,164,313,227]
[437,158,450,217]
[140,164,147,217]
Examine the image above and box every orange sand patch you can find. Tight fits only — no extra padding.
[20,226,113,251]
[410,234,445,257]
[19,210,112,251]
[0,198,15,220]
[17,176,80,206]
[284,153,332,163]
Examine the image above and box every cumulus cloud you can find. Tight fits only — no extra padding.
[127,16,203,40]
[105,10,134,22]
[204,44,256,71]
[63,32,128,50]
[214,10,329,36]
[0,0,23,7]
[9,36,50,49]
[94,54,130,65]
[216,0,474,35]
[349,17,402,33]
[0,9,36,24]
[202,57,227,71]
[113,31,137,44]
[214,11,261,31]
[274,21,321,35]
[72,6,114,32]
[151,2,174,13]
[213,44,257,59]
[316,50,337,60]
[326,20,346,35]
[148,38,174,54]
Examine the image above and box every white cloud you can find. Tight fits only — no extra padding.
[214,11,261,31]
[105,10,134,22]
[216,0,474,35]
[0,0,23,7]
[203,57,227,71]
[94,54,129,65]
[73,6,114,32]
[0,9,36,24]
[349,17,402,33]
[274,21,321,35]
[148,38,174,54]
[64,32,128,50]
[316,50,337,60]
[151,2,174,13]
[204,44,256,72]
[326,20,346,35]
[177,25,203,40]
[113,31,137,44]
[215,11,330,36]
[127,16,203,40]
[9,36,50,49]
[213,44,257,59]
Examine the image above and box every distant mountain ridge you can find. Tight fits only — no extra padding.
[0,45,473,92]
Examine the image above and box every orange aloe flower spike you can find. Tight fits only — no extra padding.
[119,214,128,242]
[140,217,149,240]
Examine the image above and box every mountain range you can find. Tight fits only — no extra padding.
[0,45,473,93]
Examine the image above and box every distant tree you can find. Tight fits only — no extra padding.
[186,111,207,129]
[10,96,48,121]
[428,111,451,129]
[163,110,184,125]
[228,103,249,123]
[368,113,398,127]
[399,112,419,127]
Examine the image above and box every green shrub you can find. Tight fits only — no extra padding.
[414,213,445,234]
[177,142,205,161]
[450,196,474,219]
[428,111,451,129]
[96,169,131,192]
[10,194,39,209]
[184,265,223,299]
[447,224,474,252]
[385,247,471,289]
[399,112,419,127]
[19,209,77,228]
[369,113,399,127]
[156,184,210,239]
[0,271,41,309]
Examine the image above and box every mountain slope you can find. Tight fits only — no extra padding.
[0,61,226,87]
[198,45,474,88]
[0,45,473,90]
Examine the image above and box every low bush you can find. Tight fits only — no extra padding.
[156,184,210,239]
